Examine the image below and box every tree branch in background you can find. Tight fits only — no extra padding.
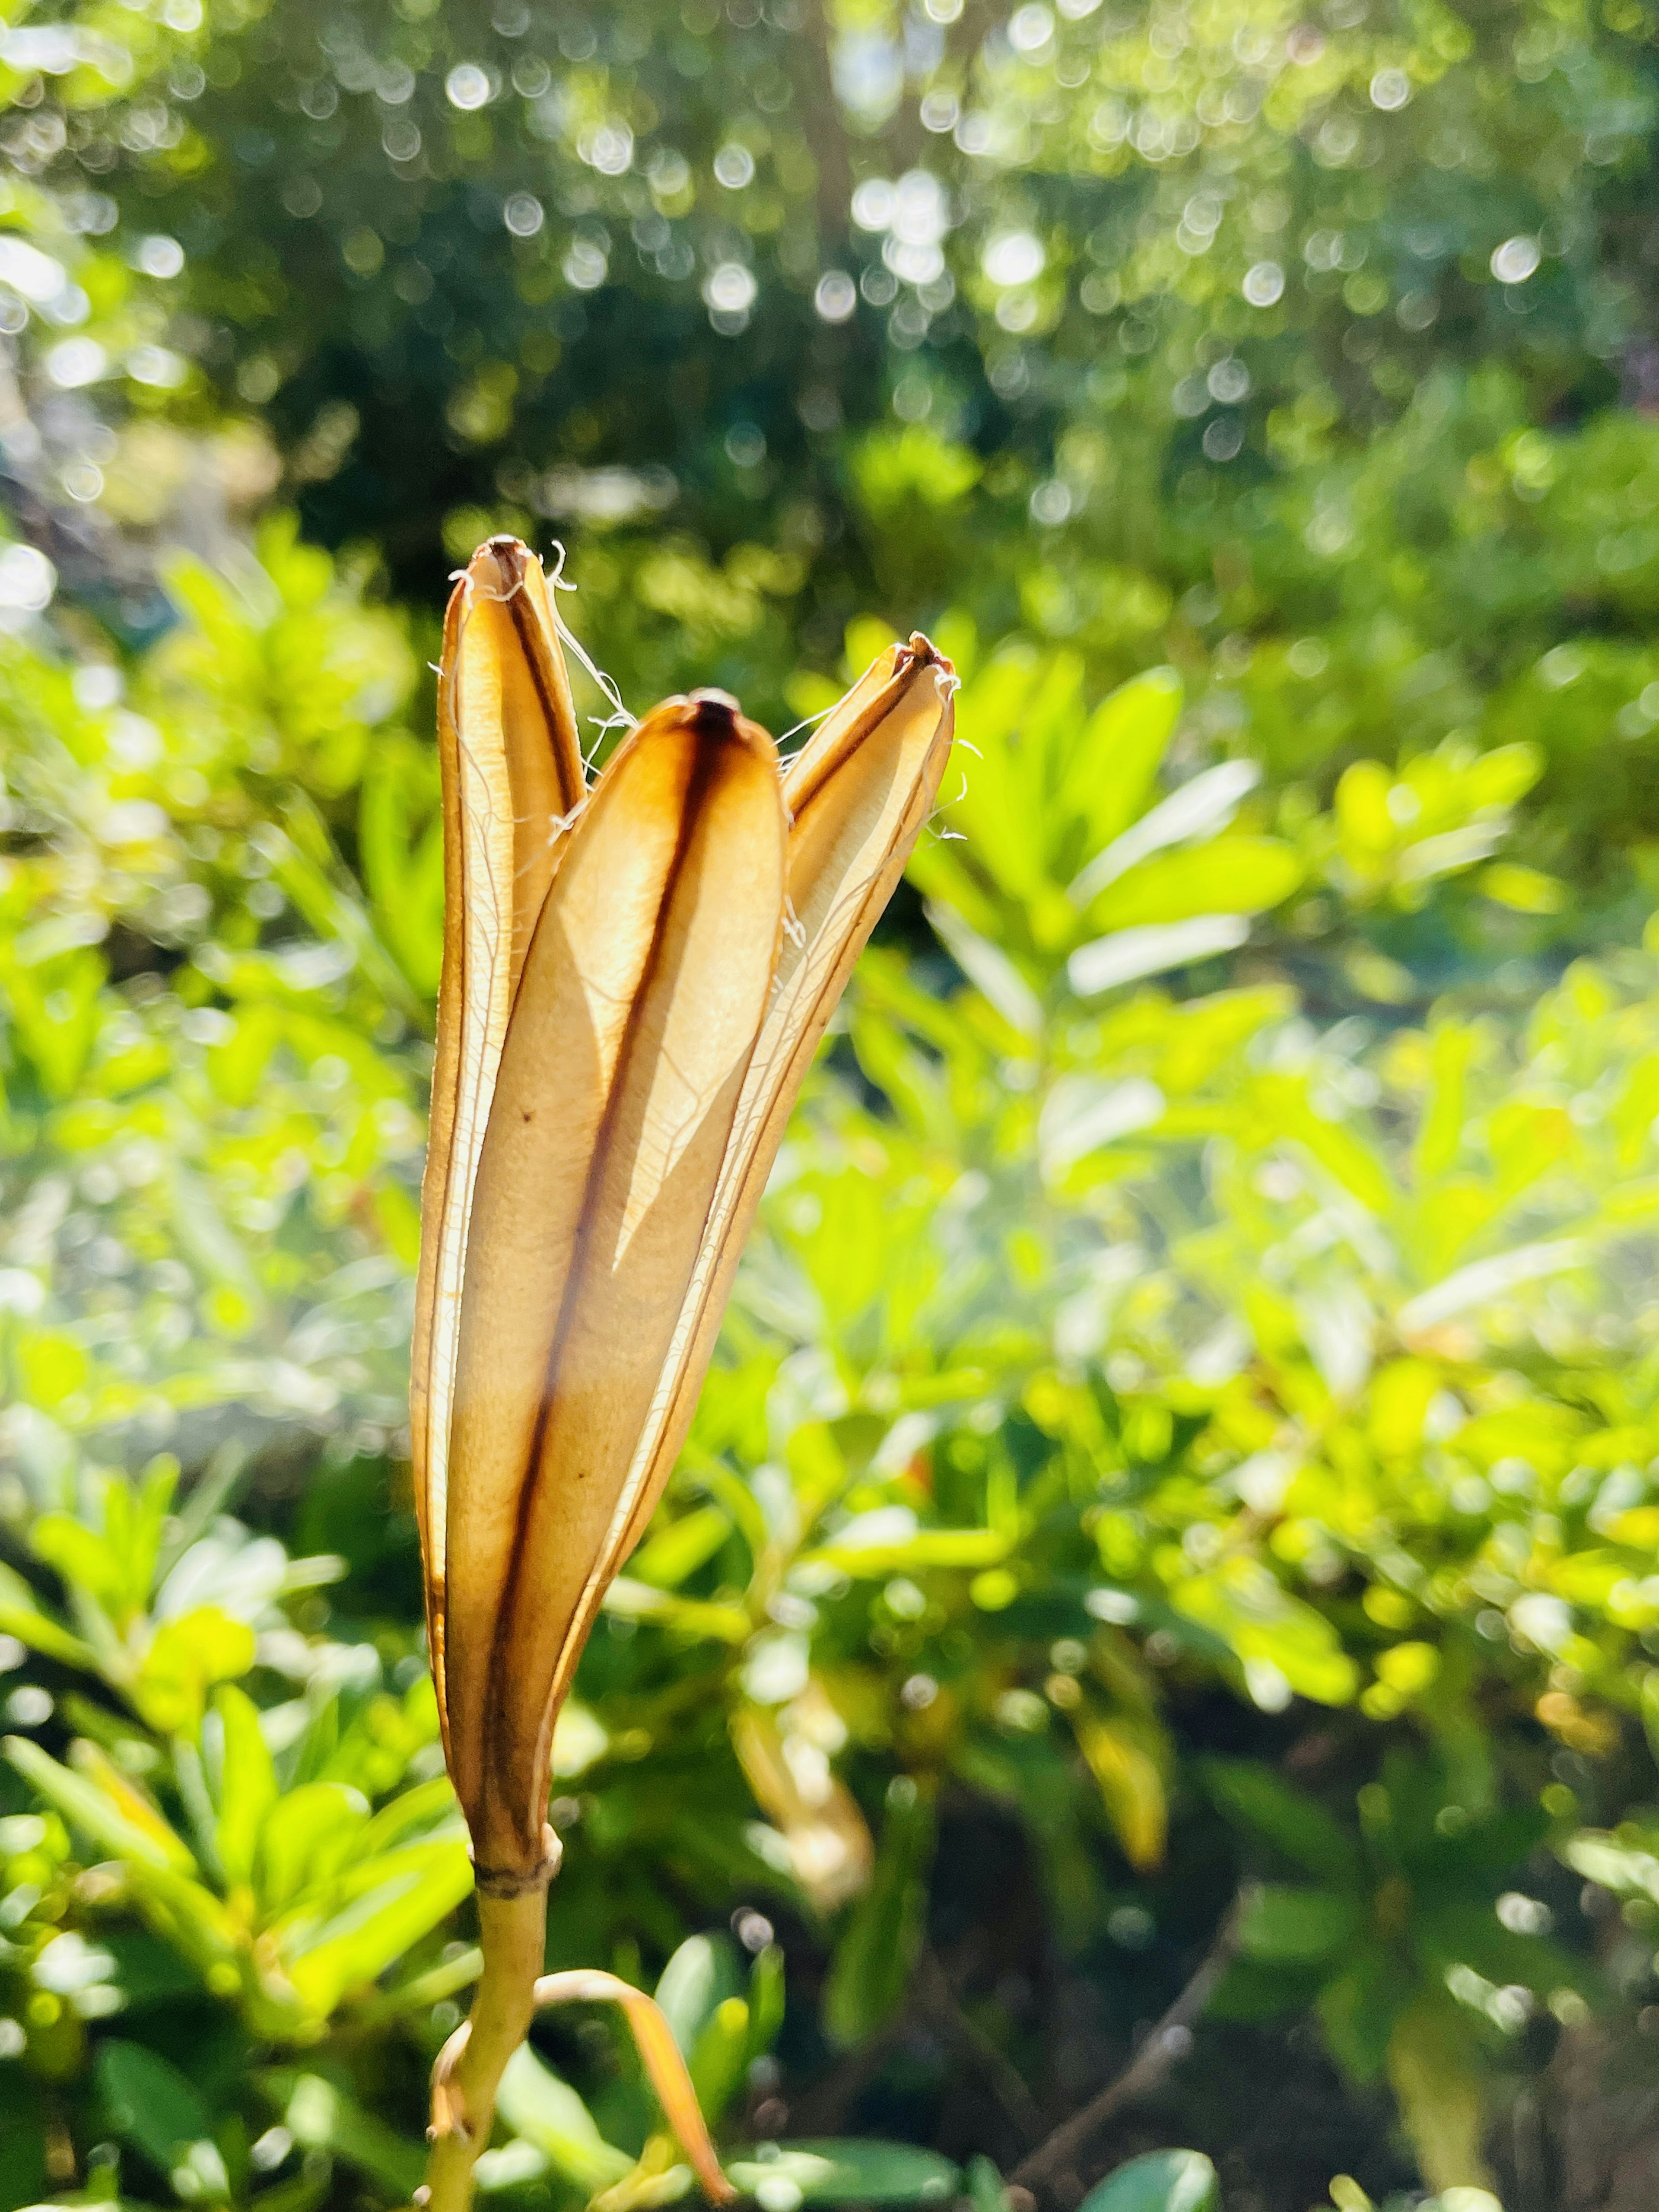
[791,0,852,243]
[1008,1903,1242,2199]
[915,1947,1044,2148]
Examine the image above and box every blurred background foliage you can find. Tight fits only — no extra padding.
[3,0,1659,2209]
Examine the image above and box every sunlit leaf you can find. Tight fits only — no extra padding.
[1076,2150,1218,2212]
[492,2043,634,2194]
[1083,838,1300,934]
[726,2142,961,2206]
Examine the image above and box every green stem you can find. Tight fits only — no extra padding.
[420,1885,549,2212]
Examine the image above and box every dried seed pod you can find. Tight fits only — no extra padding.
[416,554,953,1890]
[414,548,953,2212]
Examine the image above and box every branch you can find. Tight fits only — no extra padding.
[914,1948,1043,2147]
[1007,1903,1241,2197]
[790,0,851,244]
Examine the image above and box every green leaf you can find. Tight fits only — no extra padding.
[1077,2151,1219,2212]
[6,1737,247,1996]
[32,1511,127,1615]
[261,2069,427,2196]
[823,1784,935,2049]
[359,732,445,998]
[1414,1024,1475,1184]
[1069,759,1259,911]
[1334,760,1395,856]
[1206,1953,1323,2024]
[966,2155,1011,2212]
[492,2042,634,2193]
[0,1560,96,1669]
[95,2039,210,2176]
[1563,1830,1659,1904]
[1060,667,1184,856]
[941,648,1047,902]
[656,1932,742,2054]
[803,1529,1009,1578]
[746,1941,786,2061]
[852,423,982,518]
[101,1459,179,1619]
[1203,1760,1361,1883]
[906,833,1009,945]
[1256,1075,1396,1218]
[926,901,1043,1035]
[257,1781,371,1913]
[272,793,424,1020]
[1317,1945,1411,2083]
[136,1605,258,1735]
[1237,1883,1363,1964]
[5,1733,194,1876]
[1173,1561,1359,1707]
[168,1164,261,1297]
[1465,741,1543,809]
[631,1504,737,1590]
[214,1682,278,1889]
[353,1771,460,1857]
[1068,916,1251,998]
[726,2142,961,2206]
[1084,838,1300,934]
[689,1993,752,2126]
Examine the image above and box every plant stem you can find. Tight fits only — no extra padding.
[420,1885,550,2212]
[1008,1897,1240,2198]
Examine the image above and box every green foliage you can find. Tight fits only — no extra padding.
[12,503,1659,2206]
[0,1471,467,2041]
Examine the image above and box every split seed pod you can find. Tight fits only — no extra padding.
[412,539,955,1890]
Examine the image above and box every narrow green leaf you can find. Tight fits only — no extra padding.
[1203,1760,1361,1884]
[31,1513,126,1613]
[689,1993,752,2126]
[5,1733,194,1875]
[261,2069,427,2197]
[656,1932,741,2056]
[631,1504,738,1590]
[746,1942,786,2063]
[257,1781,371,1914]
[823,1785,934,2049]
[214,1682,278,1889]
[727,2141,960,2206]
[0,1561,96,1669]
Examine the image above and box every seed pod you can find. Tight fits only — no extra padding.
[414,543,955,1891]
